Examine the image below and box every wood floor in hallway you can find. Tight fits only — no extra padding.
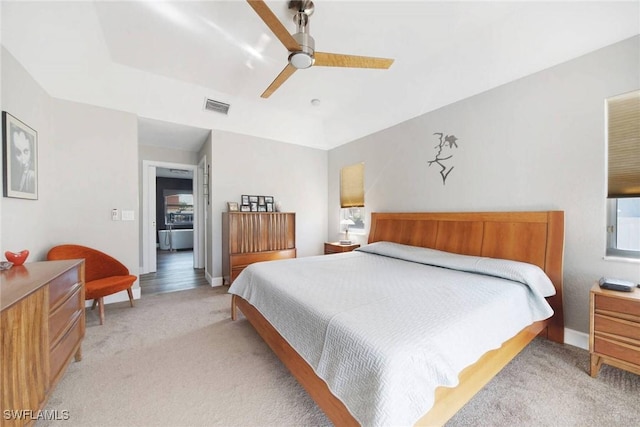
[139,250,209,295]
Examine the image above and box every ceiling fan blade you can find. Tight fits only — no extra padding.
[314,52,394,69]
[247,0,300,52]
[261,64,297,98]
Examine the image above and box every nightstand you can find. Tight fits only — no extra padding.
[324,242,360,255]
[589,283,640,377]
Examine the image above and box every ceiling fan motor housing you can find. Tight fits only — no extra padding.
[288,6,315,69]
[289,31,315,69]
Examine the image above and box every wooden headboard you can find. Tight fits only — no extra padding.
[369,211,565,342]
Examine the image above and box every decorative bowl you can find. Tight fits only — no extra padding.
[5,250,29,266]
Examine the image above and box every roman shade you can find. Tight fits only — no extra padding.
[340,163,364,208]
[607,90,640,198]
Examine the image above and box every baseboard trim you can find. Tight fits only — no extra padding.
[564,328,589,350]
[210,276,223,287]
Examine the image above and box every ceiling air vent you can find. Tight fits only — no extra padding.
[204,98,230,115]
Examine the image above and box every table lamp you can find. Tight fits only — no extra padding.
[340,219,355,244]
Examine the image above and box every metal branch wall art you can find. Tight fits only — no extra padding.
[428,132,459,185]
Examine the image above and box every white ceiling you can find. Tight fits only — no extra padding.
[2,1,639,152]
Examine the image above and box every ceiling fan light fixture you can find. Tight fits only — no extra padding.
[247,0,394,98]
[289,51,314,69]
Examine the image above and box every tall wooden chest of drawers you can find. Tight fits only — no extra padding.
[222,212,296,285]
[1,260,85,426]
[589,283,640,377]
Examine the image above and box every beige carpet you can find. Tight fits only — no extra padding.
[39,286,639,427]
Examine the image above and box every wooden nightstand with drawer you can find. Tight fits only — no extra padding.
[589,283,640,377]
[324,242,360,254]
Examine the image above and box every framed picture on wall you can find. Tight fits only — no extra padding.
[258,205,267,212]
[265,196,274,203]
[2,111,38,200]
[258,196,265,206]
[266,202,274,212]
[240,204,250,212]
[250,202,258,212]
[241,195,249,205]
[249,195,258,203]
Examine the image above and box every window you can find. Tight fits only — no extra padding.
[341,207,365,234]
[165,193,194,226]
[607,198,640,257]
[605,90,640,259]
[340,163,365,234]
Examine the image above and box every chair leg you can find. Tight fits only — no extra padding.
[91,299,98,310]
[127,287,135,307]
[98,297,105,325]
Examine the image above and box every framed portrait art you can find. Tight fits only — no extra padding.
[2,112,38,200]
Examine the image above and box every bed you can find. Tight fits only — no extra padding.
[229,211,564,426]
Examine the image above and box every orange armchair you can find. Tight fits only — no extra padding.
[47,244,136,325]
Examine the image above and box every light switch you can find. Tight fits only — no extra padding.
[122,210,135,221]
[111,209,119,221]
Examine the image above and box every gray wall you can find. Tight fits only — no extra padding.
[1,47,328,288]
[210,130,328,278]
[328,36,640,336]
[1,48,139,291]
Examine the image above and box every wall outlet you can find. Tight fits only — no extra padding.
[111,209,119,221]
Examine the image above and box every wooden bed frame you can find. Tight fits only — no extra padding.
[231,211,565,426]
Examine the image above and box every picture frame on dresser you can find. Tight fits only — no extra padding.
[265,196,274,203]
[227,202,239,212]
[240,204,251,212]
[249,195,258,203]
[266,202,274,212]
[250,202,258,212]
[241,195,249,205]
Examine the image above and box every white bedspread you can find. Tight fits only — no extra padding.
[228,242,555,426]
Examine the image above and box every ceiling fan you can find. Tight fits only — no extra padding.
[247,0,394,98]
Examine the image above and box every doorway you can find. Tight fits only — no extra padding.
[141,160,205,275]
[139,249,208,295]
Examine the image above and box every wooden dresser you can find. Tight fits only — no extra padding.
[222,212,296,285]
[1,260,85,426]
[589,283,640,377]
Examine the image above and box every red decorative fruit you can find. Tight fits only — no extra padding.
[5,250,29,266]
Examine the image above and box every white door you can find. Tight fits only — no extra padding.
[144,164,157,273]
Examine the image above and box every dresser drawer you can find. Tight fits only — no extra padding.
[49,285,83,347]
[50,313,83,385]
[229,249,296,284]
[49,267,81,310]
[231,249,296,267]
[595,294,640,319]
[593,336,640,367]
[594,314,640,342]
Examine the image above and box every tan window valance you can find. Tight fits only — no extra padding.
[340,163,364,208]
[607,90,640,198]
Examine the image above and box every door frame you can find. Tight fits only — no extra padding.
[141,160,202,274]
